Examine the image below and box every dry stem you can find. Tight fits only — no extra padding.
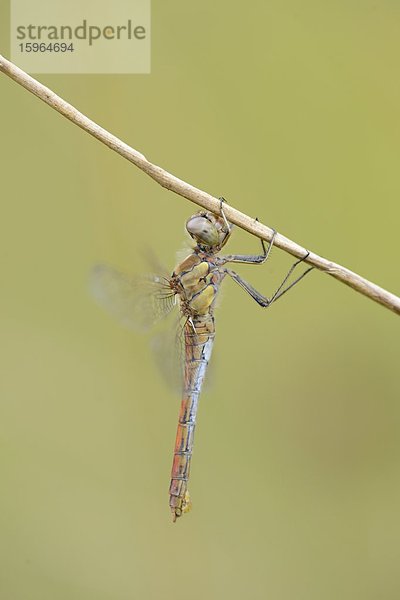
[0,54,399,315]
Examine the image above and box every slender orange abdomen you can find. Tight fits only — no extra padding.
[169,316,215,521]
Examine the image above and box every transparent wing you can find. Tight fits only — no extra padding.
[90,263,214,395]
[152,312,215,395]
[150,309,186,394]
[89,264,176,332]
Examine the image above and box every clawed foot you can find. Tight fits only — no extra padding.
[218,196,230,231]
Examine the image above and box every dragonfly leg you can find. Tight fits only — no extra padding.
[219,228,277,266]
[224,251,313,307]
[218,196,231,232]
[218,196,238,240]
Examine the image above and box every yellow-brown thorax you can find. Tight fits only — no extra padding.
[171,252,223,318]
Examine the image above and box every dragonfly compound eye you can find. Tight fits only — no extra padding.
[186,216,219,247]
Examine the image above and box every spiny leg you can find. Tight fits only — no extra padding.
[268,252,313,304]
[218,198,277,262]
[218,201,277,265]
[218,196,231,232]
[224,251,313,308]
[217,200,312,302]
[219,227,277,266]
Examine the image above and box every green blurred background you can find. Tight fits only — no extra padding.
[1,1,399,599]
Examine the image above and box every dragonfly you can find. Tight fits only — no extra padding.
[90,200,313,522]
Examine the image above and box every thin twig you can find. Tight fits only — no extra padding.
[0,54,399,316]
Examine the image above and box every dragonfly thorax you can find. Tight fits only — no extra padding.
[171,252,224,319]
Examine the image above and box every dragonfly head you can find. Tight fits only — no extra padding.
[186,211,231,251]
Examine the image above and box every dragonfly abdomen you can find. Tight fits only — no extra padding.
[169,317,215,521]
